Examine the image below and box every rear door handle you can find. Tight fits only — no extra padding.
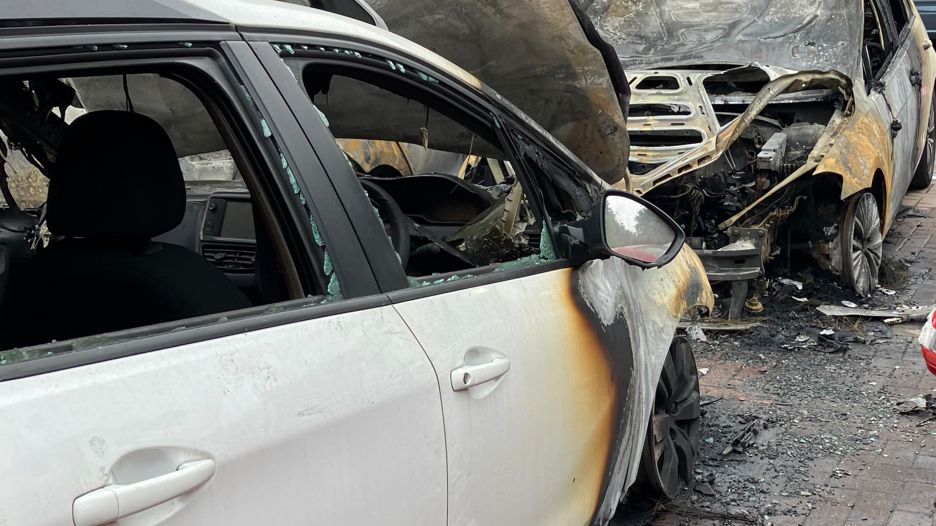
[73,459,215,526]
[451,353,510,391]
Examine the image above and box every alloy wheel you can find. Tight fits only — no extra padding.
[639,337,700,500]
[841,192,883,297]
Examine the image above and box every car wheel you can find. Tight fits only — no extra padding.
[840,191,883,297]
[636,337,700,500]
[911,92,936,190]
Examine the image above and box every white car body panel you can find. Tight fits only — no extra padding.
[393,247,713,525]
[394,269,616,525]
[0,306,446,525]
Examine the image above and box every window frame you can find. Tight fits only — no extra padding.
[251,35,594,300]
[0,34,382,381]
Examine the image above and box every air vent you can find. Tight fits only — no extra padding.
[630,103,693,117]
[635,75,680,91]
[629,129,705,147]
[202,244,256,273]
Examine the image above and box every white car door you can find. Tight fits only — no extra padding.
[391,269,623,525]
[0,305,446,526]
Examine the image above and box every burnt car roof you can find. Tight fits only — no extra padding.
[586,0,863,78]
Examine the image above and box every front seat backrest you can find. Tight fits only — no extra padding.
[11,110,250,346]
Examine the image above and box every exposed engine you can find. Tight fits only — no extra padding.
[646,115,829,252]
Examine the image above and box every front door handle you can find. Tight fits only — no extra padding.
[451,354,510,391]
[73,459,216,526]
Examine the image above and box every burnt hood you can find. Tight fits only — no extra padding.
[368,0,631,184]
[583,0,862,79]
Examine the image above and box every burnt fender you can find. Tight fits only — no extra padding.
[573,246,712,524]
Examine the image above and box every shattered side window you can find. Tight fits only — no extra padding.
[274,43,559,287]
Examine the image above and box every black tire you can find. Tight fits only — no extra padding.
[635,337,700,500]
[840,191,883,297]
[911,92,936,190]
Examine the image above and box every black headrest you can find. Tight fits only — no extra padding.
[47,111,185,239]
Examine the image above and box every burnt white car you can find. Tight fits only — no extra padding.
[0,1,711,525]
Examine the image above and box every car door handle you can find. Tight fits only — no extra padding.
[73,459,215,526]
[451,356,510,391]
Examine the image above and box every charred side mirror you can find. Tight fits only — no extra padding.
[558,190,685,268]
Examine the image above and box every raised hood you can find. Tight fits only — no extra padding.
[368,0,631,184]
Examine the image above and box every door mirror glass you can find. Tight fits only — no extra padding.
[602,191,684,268]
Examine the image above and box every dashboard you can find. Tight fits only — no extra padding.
[154,191,258,296]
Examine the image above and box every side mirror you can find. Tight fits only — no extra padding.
[599,190,685,268]
[558,190,685,268]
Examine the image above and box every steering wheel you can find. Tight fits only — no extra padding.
[359,178,410,269]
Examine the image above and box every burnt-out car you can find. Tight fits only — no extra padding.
[586,0,936,314]
[0,1,711,525]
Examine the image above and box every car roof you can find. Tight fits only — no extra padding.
[3,0,483,92]
[0,0,228,26]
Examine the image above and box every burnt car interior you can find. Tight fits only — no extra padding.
[0,71,305,352]
[299,64,553,277]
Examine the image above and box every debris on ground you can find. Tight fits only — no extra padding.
[896,393,936,415]
[694,482,717,497]
[879,256,911,289]
[722,417,762,455]
[778,278,803,290]
[686,324,708,342]
[896,395,931,414]
[896,206,930,219]
[817,304,934,323]
[678,320,765,332]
